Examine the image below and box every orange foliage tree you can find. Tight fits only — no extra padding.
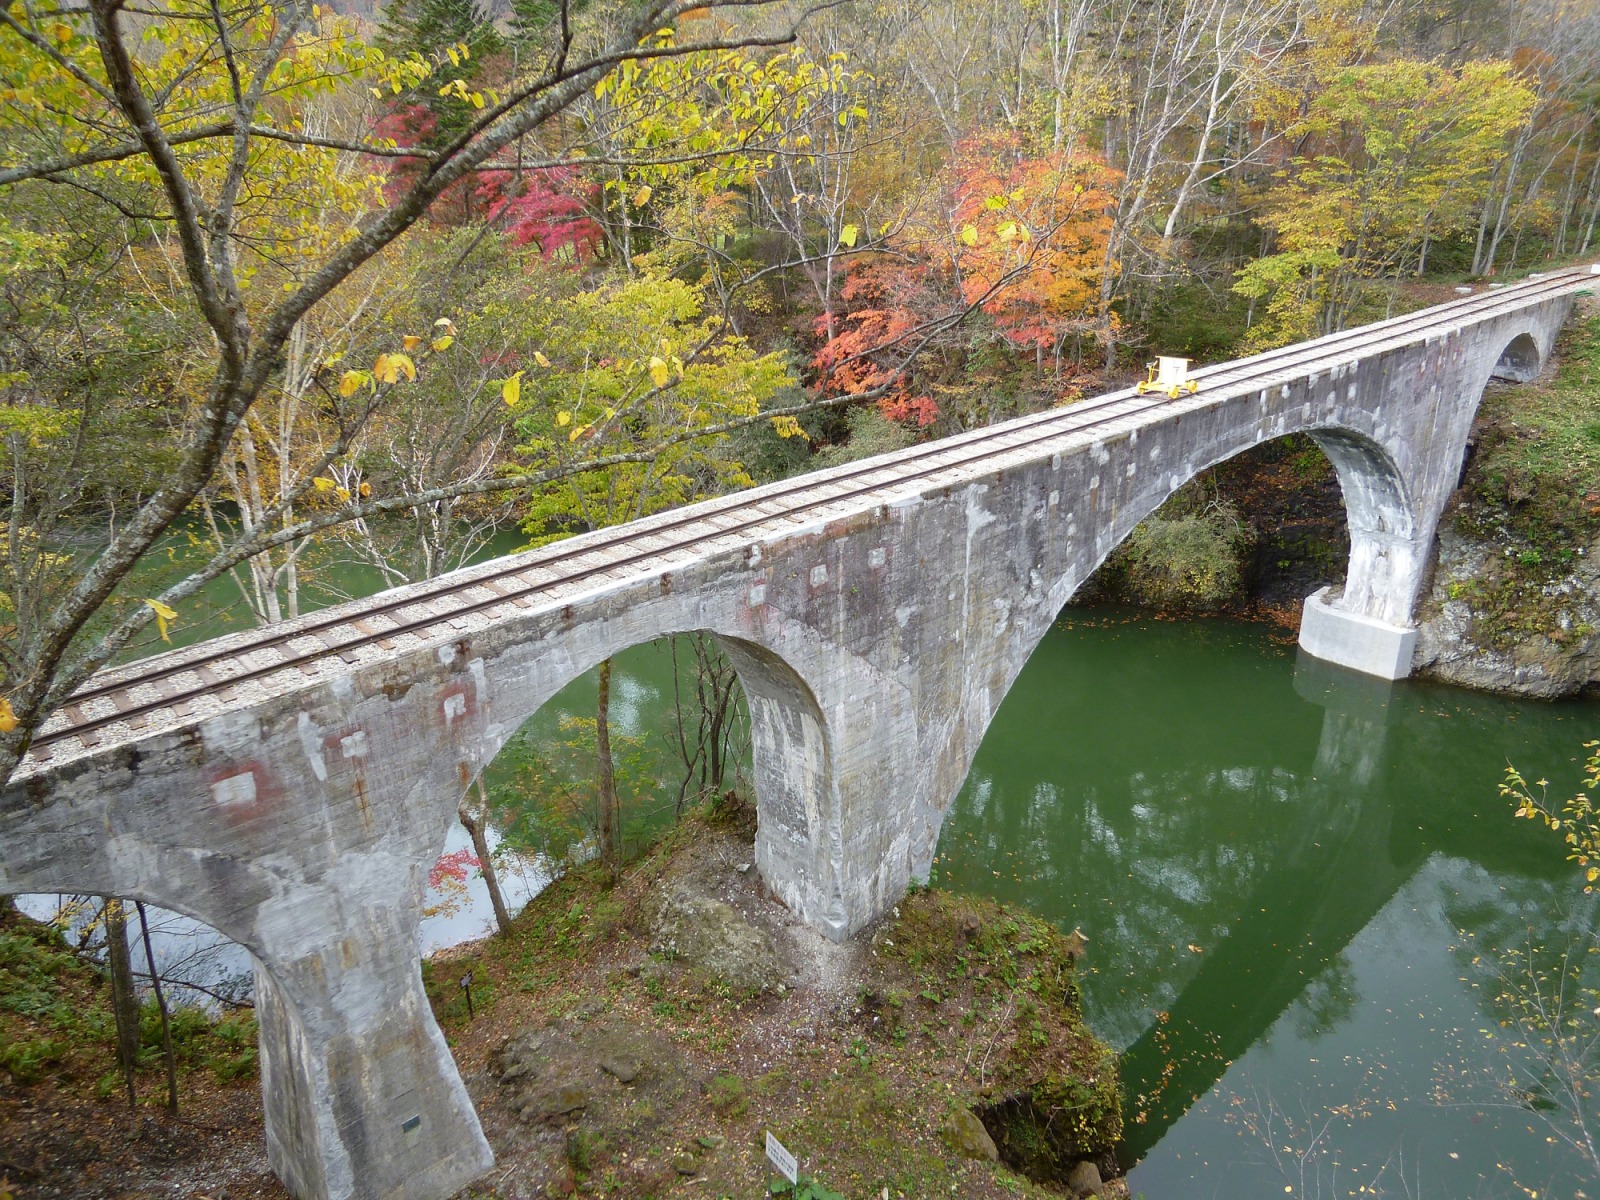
[810,135,1117,428]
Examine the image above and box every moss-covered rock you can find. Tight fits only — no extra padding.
[868,891,1123,1183]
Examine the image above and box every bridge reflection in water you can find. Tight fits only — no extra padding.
[935,609,1595,1192]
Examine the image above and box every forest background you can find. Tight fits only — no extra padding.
[1,0,1599,790]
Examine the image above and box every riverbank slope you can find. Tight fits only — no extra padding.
[0,806,1125,1200]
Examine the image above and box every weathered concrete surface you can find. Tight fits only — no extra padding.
[0,271,1588,1200]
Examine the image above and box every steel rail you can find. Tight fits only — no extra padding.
[27,269,1592,759]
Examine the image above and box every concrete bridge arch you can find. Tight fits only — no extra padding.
[1,267,1592,1200]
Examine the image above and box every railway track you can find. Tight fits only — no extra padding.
[23,267,1594,767]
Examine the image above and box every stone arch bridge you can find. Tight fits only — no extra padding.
[1,267,1594,1199]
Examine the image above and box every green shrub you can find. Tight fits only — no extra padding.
[1121,496,1252,609]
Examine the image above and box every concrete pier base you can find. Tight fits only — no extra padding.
[1297,586,1418,681]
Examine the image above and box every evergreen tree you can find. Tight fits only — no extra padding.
[375,0,503,144]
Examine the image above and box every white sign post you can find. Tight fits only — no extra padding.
[765,1130,799,1189]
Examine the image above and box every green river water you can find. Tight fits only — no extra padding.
[521,609,1599,1198]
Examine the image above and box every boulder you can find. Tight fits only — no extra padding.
[647,881,784,992]
[941,1108,999,1162]
[1067,1159,1103,1196]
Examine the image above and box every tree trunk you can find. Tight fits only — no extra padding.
[461,778,513,936]
[134,902,179,1115]
[103,898,140,1108]
[595,657,618,874]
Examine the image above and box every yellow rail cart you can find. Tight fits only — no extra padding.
[1136,356,1200,400]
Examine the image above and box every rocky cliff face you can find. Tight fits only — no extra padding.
[1415,522,1600,698]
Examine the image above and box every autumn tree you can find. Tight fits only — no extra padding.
[812,136,1117,428]
[1235,58,1537,348]
[0,0,818,782]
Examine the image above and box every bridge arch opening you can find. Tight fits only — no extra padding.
[0,891,267,1182]
[1490,331,1543,383]
[1063,428,1407,627]
[454,630,830,938]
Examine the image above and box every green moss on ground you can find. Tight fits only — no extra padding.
[429,810,1123,1199]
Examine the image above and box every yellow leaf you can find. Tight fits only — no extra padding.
[393,354,416,382]
[633,185,652,206]
[840,223,859,248]
[447,46,459,66]
[335,487,351,502]
[471,92,485,109]
[373,353,397,384]
[648,356,670,388]
[358,481,372,497]
[960,224,978,247]
[312,477,335,491]
[998,222,1017,242]
[338,370,365,397]
[533,350,551,368]
[557,411,571,426]
[434,316,457,333]
[431,335,455,352]
[143,598,178,643]
[0,697,17,733]
[502,371,523,406]
[402,334,424,352]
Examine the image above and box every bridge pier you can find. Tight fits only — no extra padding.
[252,893,492,1200]
[1292,427,1434,680]
[726,636,942,944]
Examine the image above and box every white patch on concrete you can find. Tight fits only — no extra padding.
[747,545,762,568]
[748,584,767,607]
[868,548,887,568]
[211,771,257,809]
[810,565,829,587]
[1091,442,1110,465]
[1090,474,1100,491]
[895,605,915,628]
[1048,490,1060,508]
[442,693,467,723]
[436,644,457,665]
[965,487,997,534]
[1126,462,1137,478]
[340,731,369,759]
[297,712,328,782]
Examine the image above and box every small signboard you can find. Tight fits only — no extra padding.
[765,1131,798,1184]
